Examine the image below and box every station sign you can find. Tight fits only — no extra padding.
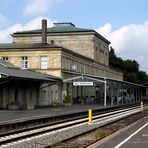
[73,82,93,86]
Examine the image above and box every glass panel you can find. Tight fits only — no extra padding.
[41,56,48,69]
[21,56,28,69]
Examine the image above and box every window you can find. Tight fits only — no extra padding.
[65,58,68,70]
[2,57,9,61]
[84,65,86,73]
[61,57,65,69]
[67,59,71,70]
[21,56,28,69]
[41,56,48,69]
[41,90,47,100]
[79,63,81,72]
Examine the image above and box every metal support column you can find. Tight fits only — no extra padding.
[104,79,106,106]
[135,89,137,102]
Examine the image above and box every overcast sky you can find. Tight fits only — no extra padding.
[0,0,148,73]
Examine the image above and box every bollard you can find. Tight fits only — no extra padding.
[88,109,92,124]
[141,101,144,110]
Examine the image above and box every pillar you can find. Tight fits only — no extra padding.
[104,80,106,106]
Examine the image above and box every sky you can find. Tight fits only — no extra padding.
[0,0,148,73]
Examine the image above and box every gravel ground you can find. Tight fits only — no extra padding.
[1,108,141,148]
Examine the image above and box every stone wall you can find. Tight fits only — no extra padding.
[0,48,62,78]
[94,35,109,66]
[39,83,62,106]
[0,46,123,80]
[61,50,123,80]
[13,33,94,60]
[13,32,110,67]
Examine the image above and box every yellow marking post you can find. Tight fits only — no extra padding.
[88,109,92,124]
[141,101,144,110]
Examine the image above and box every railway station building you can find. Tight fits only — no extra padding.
[0,20,146,109]
[0,59,59,109]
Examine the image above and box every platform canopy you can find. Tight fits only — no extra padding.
[63,75,105,84]
[63,74,146,106]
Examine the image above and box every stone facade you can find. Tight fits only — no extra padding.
[0,47,122,80]
[60,49,122,80]
[0,21,123,106]
[12,32,109,66]
[11,22,122,80]
[0,48,62,77]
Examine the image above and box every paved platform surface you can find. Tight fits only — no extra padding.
[92,112,148,148]
[0,105,106,123]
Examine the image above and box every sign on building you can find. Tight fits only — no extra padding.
[73,82,93,86]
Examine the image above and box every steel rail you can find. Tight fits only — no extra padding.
[0,106,141,147]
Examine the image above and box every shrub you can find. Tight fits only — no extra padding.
[63,95,71,103]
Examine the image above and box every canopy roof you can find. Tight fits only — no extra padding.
[63,74,145,88]
[0,59,60,82]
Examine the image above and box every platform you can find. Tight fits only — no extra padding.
[0,104,106,123]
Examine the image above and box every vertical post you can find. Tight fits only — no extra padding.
[3,86,6,109]
[117,82,120,105]
[136,89,138,102]
[146,88,148,102]
[140,90,142,100]
[88,109,92,124]
[110,82,114,106]
[121,85,123,104]
[137,90,139,102]
[104,79,106,106]
[129,88,131,103]
[141,101,144,110]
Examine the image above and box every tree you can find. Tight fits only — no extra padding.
[124,73,138,83]
[124,60,139,73]
[137,71,148,84]
[109,47,124,70]
[109,47,148,84]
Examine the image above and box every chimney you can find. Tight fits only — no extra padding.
[42,19,47,44]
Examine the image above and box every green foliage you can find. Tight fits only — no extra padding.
[51,142,63,148]
[63,95,71,103]
[137,71,148,84]
[109,47,124,70]
[94,129,109,140]
[124,60,139,73]
[124,73,138,83]
[109,47,148,84]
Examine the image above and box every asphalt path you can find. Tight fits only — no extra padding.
[90,114,148,148]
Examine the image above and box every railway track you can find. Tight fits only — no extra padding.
[0,103,139,136]
[0,106,142,148]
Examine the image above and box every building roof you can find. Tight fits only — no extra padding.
[0,59,17,68]
[0,43,60,49]
[0,59,60,81]
[12,22,110,44]
[13,23,93,34]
